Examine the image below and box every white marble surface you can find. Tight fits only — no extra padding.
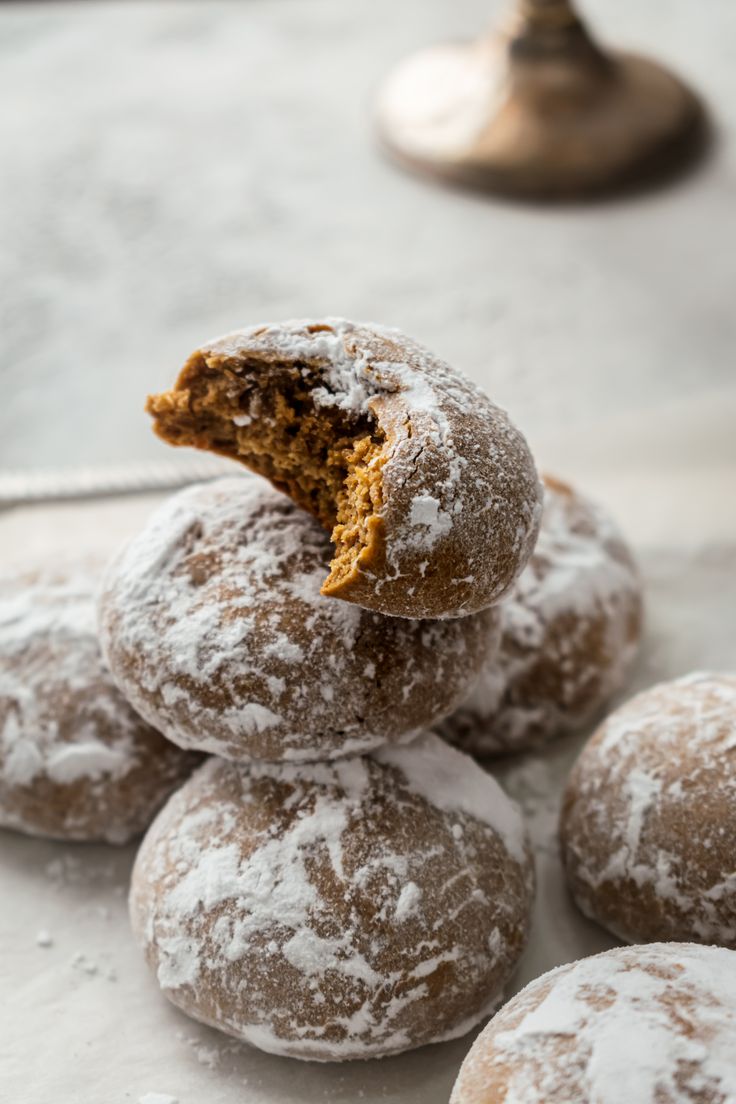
[1,0,735,480]
[2,1,736,1102]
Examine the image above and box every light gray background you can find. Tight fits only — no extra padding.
[1,0,734,478]
[1,2,735,1102]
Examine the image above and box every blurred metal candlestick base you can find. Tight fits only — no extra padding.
[375,0,706,199]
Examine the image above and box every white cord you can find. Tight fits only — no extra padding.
[0,457,241,506]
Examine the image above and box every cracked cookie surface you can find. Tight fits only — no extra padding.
[0,564,200,843]
[147,319,542,619]
[439,475,643,756]
[130,734,533,1060]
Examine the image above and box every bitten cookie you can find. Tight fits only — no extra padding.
[130,733,534,1061]
[560,673,736,947]
[450,942,736,1104]
[439,476,642,756]
[146,319,542,620]
[0,567,200,844]
[99,478,500,763]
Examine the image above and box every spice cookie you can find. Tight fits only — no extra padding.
[146,319,542,620]
[99,478,501,763]
[130,733,534,1060]
[560,673,736,947]
[451,942,736,1104]
[439,476,642,756]
[0,567,200,844]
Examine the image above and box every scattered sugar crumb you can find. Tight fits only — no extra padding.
[36,929,53,947]
[194,1044,219,1069]
[175,1031,223,1069]
[71,952,98,976]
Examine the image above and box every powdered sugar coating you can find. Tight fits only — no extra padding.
[451,942,736,1104]
[560,673,736,947]
[0,567,199,844]
[167,318,543,619]
[130,733,534,1061]
[440,476,643,756]
[99,478,499,764]
[374,735,525,861]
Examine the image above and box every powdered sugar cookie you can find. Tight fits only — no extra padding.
[451,942,736,1104]
[146,319,542,620]
[0,567,200,844]
[439,476,642,756]
[99,478,500,764]
[560,673,736,946]
[130,733,534,1060]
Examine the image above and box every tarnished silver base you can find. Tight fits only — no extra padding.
[376,4,705,198]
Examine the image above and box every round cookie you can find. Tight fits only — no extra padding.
[99,477,501,764]
[560,673,736,947]
[130,732,534,1061]
[439,476,642,756]
[0,567,200,845]
[146,318,542,620]
[450,942,736,1104]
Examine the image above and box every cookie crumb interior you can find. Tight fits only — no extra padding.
[146,353,386,588]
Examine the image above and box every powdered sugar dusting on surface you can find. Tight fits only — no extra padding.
[131,736,534,1061]
[44,739,133,785]
[375,733,526,861]
[394,881,422,920]
[451,943,736,1104]
[100,478,494,763]
[192,318,542,619]
[205,317,448,423]
[441,477,642,756]
[561,673,736,946]
[208,318,377,417]
[408,494,454,551]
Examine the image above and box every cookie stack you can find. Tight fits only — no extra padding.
[0,318,652,1065]
[98,318,546,1059]
[5,319,736,1097]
